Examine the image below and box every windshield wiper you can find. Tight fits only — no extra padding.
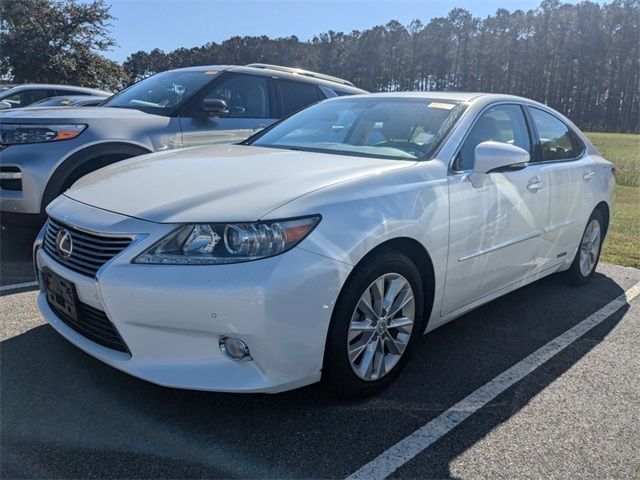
[256,144,305,152]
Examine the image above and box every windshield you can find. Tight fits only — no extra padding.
[249,97,467,160]
[102,70,217,115]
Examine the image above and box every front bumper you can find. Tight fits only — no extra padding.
[0,142,64,215]
[35,198,352,393]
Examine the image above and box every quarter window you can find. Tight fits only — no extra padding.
[529,107,583,161]
[277,80,321,116]
[456,104,531,170]
[319,86,338,98]
[205,75,270,118]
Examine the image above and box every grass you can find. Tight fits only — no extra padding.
[585,132,639,268]
[600,185,640,268]
[585,132,640,187]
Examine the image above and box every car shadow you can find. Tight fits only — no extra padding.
[0,225,40,287]
[0,270,632,479]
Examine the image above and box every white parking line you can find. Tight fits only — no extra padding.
[0,281,39,294]
[347,280,640,480]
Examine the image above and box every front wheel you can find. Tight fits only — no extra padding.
[322,250,425,398]
[564,209,606,285]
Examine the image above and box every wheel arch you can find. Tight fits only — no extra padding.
[593,201,610,236]
[345,237,436,332]
[41,142,152,212]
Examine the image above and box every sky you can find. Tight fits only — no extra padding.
[98,0,571,63]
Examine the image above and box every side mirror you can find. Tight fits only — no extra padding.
[468,141,530,188]
[201,98,229,117]
[0,101,12,110]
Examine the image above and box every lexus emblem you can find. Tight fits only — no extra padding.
[56,229,73,259]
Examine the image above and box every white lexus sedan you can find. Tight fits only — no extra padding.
[34,92,614,397]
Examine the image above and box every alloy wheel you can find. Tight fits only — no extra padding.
[347,273,415,381]
[579,219,601,277]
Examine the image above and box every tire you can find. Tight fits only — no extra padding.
[322,249,425,398]
[41,143,151,213]
[42,153,134,210]
[564,208,606,285]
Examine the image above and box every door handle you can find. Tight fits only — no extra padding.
[583,171,596,181]
[527,178,545,192]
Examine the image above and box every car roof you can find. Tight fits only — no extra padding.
[340,91,538,103]
[162,64,367,94]
[0,84,111,95]
[162,65,232,73]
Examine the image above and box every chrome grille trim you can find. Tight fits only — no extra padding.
[43,217,133,277]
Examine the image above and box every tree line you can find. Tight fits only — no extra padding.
[1,0,638,133]
[122,0,639,133]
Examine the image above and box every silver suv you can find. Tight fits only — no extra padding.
[0,84,110,110]
[0,64,365,224]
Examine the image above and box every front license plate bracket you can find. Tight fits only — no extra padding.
[42,269,79,321]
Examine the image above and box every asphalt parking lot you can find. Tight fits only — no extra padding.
[1,225,639,479]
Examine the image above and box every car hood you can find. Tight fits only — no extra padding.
[64,144,415,223]
[0,106,159,122]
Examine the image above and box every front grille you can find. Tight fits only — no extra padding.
[48,298,130,353]
[43,218,133,277]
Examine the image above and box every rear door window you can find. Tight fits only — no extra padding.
[276,79,322,116]
[528,107,584,161]
[204,74,271,118]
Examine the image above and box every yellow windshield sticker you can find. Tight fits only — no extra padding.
[428,102,455,110]
[204,70,218,75]
[61,100,71,104]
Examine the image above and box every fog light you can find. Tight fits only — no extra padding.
[219,336,251,361]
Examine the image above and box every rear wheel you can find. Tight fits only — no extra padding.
[323,250,424,398]
[564,209,606,285]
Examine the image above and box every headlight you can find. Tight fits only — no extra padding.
[133,216,321,265]
[0,124,87,145]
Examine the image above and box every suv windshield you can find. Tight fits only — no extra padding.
[103,70,217,115]
[249,97,466,160]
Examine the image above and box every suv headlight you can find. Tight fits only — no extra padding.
[133,216,321,265]
[0,124,87,145]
